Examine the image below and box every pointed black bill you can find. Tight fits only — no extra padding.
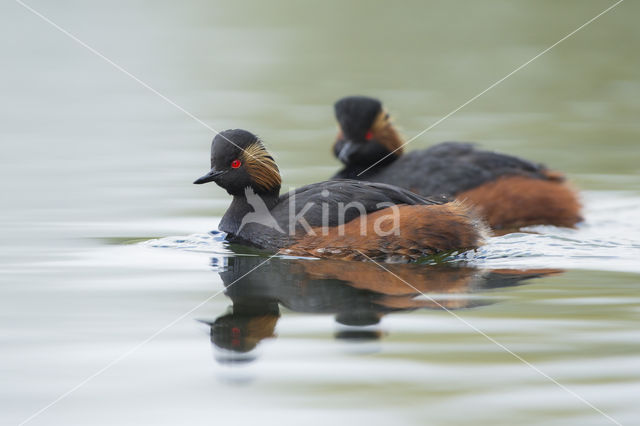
[193,168,225,184]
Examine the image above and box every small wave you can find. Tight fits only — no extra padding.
[140,231,233,255]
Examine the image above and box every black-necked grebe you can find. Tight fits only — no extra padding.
[194,129,488,261]
[332,96,583,229]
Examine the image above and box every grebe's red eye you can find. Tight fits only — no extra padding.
[365,131,373,140]
[231,159,241,169]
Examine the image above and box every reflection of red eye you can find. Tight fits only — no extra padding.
[365,131,373,140]
[231,159,241,169]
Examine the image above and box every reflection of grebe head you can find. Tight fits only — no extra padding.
[210,313,279,353]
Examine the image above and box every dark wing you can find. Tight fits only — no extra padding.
[274,180,448,229]
[425,141,547,174]
[374,142,553,196]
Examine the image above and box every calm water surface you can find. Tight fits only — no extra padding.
[1,1,639,425]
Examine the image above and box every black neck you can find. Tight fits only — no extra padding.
[332,153,399,180]
[219,188,280,236]
[353,142,399,166]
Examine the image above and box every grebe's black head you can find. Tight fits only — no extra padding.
[193,129,281,196]
[333,96,403,166]
[334,96,383,142]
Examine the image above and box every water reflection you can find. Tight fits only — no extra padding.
[202,256,561,363]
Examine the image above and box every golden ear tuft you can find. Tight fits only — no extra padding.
[371,109,404,154]
[241,141,282,191]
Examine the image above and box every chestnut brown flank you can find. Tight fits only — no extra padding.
[281,202,487,260]
[457,175,582,229]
